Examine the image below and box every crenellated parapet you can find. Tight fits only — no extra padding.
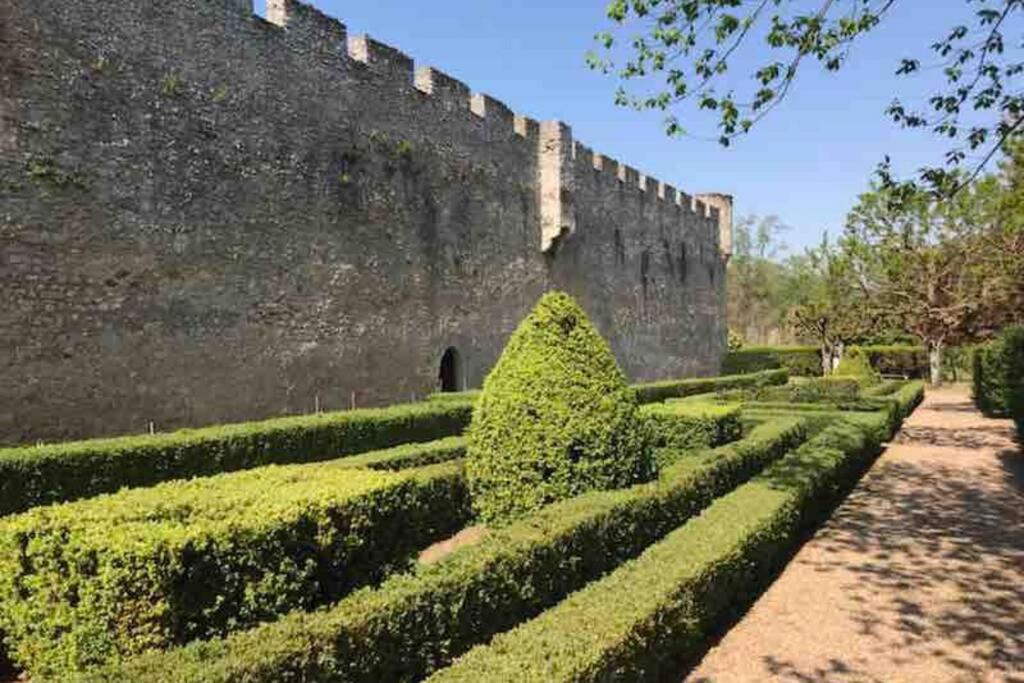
[2,0,731,441]
[255,0,730,257]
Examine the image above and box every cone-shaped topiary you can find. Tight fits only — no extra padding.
[466,291,655,524]
[834,346,881,386]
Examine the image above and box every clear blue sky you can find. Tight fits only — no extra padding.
[254,0,985,253]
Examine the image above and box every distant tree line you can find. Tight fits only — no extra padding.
[728,140,1024,383]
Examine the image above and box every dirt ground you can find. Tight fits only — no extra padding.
[418,524,488,565]
[687,385,1024,682]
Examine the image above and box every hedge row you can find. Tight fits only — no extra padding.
[723,345,931,378]
[743,381,924,446]
[1,370,786,520]
[0,401,473,517]
[79,417,812,682]
[428,415,893,681]
[861,345,928,378]
[1008,328,1024,439]
[974,327,1024,434]
[0,458,472,679]
[675,377,862,406]
[632,368,789,404]
[336,436,466,470]
[429,368,790,408]
[722,345,821,376]
[974,339,1012,417]
[640,402,742,468]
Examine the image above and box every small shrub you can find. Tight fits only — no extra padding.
[466,292,654,523]
[834,347,881,386]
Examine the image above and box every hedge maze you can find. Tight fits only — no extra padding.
[0,295,926,682]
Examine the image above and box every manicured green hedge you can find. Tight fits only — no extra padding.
[862,380,903,397]
[1005,328,1024,439]
[434,370,790,408]
[641,402,742,449]
[677,377,862,406]
[427,415,893,682]
[78,418,811,683]
[466,292,654,524]
[744,381,923,440]
[0,401,473,517]
[723,345,930,379]
[977,327,1024,436]
[0,459,471,678]
[428,391,480,404]
[860,345,928,378]
[973,339,1011,417]
[640,403,743,469]
[335,436,466,470]
[632,368,788,404]
[722,346,821,377]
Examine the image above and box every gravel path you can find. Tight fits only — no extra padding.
[687,385,1024,683]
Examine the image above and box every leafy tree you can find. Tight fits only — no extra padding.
[588,0,1024,190]
[727,215,793,343]
[783,236,878,374]
[842,178,1018,383]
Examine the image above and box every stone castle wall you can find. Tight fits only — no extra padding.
[0,0,731,444]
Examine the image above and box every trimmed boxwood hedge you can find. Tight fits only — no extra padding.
[744,381,924,444]
[0,401,473,517]
[427,414,895,682]
[0,368,784,522]
[335,436,466,470]
[1005,327,1024,439]
[632,368,788,404]
[0,459,471,679]
[724,345,931,378]
[676,377,863,406]
[861,345,928,378]
[722,346,821,376]
[640,403,742,468]
[77,418,811,683]
[975,327,1024,435]
[466,292,654,524]
[434,369,789,408]
[973,339,1011,417]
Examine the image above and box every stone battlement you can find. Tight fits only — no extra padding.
[0,0,731,443]
[258,0,730,254]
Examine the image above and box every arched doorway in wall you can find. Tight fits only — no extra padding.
[438,346,463,393]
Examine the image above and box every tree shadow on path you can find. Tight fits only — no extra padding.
[688,388,1023,683]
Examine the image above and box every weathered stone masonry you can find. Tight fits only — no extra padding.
[0,0,732,444]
